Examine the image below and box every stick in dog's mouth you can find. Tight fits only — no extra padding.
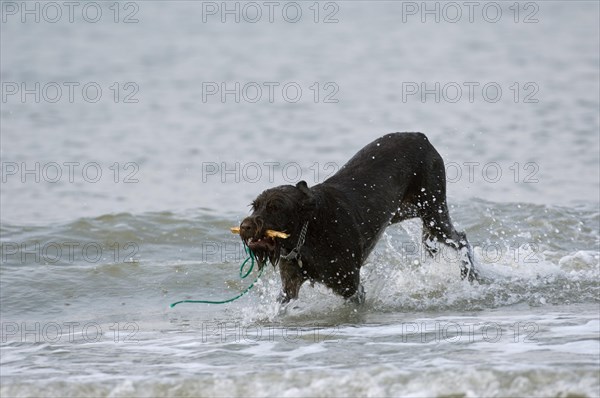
[231,227,289,263]
[230,227,289,239]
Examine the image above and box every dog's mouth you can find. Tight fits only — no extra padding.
[242,233,280,268]
[246,236,276,252]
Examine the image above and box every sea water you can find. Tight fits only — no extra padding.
[1,1,598,396]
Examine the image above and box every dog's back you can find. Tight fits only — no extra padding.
[325,132,442,200]
[315,132,446,256]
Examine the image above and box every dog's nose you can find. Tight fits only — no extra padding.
[240,219,253,236]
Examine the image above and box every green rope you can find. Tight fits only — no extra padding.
[170,246,263,308]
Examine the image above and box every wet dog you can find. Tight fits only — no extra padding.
[238,132,477,304]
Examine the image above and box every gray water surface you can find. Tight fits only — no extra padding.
[1,1,599,397]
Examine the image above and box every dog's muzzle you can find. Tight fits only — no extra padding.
[239,217,277,252]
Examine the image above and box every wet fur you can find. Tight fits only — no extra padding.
[239,132,477,304]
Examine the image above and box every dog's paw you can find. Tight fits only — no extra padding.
[460,264,479,283]
[277,291,290,304]
[347,284,366,305]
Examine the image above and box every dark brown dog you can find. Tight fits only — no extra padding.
[239,132,477,304]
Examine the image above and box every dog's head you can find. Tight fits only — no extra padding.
[239,180,315,268]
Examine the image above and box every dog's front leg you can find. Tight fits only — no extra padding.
[347,283,365,305]
[278,260,305,303]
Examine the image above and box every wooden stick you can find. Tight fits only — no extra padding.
[230,227,289,239]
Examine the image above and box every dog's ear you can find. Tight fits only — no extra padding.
[296,180,316,210]
[296,180,311,195]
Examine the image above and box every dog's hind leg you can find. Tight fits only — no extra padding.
[420,204,478,282]
[391,202,439,259]
[421,223,440,257]
[416,152,478,281]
